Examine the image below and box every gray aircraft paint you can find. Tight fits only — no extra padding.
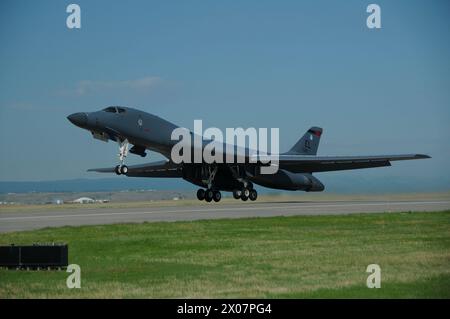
[67,106,430,195]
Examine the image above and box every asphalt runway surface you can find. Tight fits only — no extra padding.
[1,199,449,233]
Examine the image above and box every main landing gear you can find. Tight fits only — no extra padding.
[197,185,257,203]
[197,165,222,202]
[195,165,257,203]
[196,187,257,203]
[115,139,129,175]
[232,184,257,202]
[197,188,222,202]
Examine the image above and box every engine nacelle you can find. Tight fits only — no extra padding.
[129,145,147,157]
[249,169,324,191]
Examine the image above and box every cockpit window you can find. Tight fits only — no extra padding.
[103,107,117,113]
[103,106,126,113]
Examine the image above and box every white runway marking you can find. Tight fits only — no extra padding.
[1,201,449,221]
[0,200,449,233]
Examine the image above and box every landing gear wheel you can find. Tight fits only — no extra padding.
[115,140,130,175]
[120,165,128,175]
[249,189,258,201]
[242,188,250,198]
[232,189,242,199]
[205,189,214,202]
[196,189,205,201]
[241,194,248,201]
[213,191,221,202]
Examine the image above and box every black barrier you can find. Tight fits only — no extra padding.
[0,245,20,267]
[0,244,68,269]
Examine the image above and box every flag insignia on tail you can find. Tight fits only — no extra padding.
[308,128,322,137]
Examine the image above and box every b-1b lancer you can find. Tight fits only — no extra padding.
[68,106,430,202]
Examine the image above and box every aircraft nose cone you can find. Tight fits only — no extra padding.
[67,112,88,127]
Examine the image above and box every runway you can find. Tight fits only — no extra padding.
[1,199,449,233]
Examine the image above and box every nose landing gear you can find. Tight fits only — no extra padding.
[115,165,128,175]
[114,139,129,175]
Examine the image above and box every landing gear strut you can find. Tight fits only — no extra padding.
[115,139,129,175]
[196,165,222,203]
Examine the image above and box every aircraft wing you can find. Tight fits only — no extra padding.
[277,154,430,173]
[88,154,430,176]
[88,160,182,177]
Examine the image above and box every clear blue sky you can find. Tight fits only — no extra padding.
[0,0,449,183]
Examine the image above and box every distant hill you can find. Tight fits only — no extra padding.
[0,178,194,194]
[0,175,448,194]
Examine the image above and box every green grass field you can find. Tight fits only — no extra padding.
[0,211,449,298]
